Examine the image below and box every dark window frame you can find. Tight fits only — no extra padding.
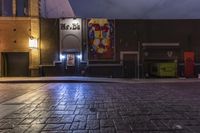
[0,0,3,16]
[1,0,13,16]
[16,0,29,17]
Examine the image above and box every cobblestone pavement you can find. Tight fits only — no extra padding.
[0,83,46,104]
[0,82,200,133]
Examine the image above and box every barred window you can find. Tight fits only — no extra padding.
[16,0,29,16]
[0,0,13,16]
[0,0,2,16]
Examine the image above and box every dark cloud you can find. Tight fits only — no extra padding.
[41,0,74,18]
[69,0,200,19]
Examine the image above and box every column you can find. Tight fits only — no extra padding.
[12,0,16,16]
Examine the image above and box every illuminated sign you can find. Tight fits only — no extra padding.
[60,23,80,30]
[59,18,82,52]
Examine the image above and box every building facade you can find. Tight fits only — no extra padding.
[40,19,200,78]
[1,1,200,78]
[0,0,40,76]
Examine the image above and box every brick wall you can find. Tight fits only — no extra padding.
[0,0,40,76]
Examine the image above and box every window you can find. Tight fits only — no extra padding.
[0,0,2,16]
[0,0,13,16]
[16,0,29,16]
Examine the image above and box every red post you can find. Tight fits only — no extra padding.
[184,51,195,78]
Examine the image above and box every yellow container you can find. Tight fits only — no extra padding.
[151,62,177,77]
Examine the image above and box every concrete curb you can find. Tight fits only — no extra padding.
[0,77,200,84]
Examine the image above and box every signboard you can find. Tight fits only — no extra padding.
[88,19,115,60]
[184,51,194,78]
[67,54,75,66]
[60,18,82,52]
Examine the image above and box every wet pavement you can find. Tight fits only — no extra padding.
[0,82,200,133]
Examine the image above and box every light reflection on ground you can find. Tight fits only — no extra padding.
[0,82,200,132]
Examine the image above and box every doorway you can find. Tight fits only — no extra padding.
[2,52,29,77]
[121,52,139,78]
[64,52,82,76]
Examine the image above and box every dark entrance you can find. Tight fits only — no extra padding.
[64,53,81,76]
[123,54,138,78]
[2,52,29,77]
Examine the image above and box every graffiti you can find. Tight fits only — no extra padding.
[88,19,115,60]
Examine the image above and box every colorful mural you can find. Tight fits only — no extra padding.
[88,19,114,60]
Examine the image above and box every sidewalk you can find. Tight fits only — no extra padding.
[0,76,200,84]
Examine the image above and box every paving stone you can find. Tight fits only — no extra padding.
[24,124,45,133]
[113,119,131,131]
[25,112,41,119]
[54,105,67,110]
[86,120,100,130]
[41,131,72,133]
[20,118,35,125]
[66,105,77,111]
[100,127,115,133]
[1,82,200,132]
[78,122,87,130]
[32,118,47,124]
[97,112,107,119]
[13,125,30,133]
[49,114,63,118]
[73,130,88,133]
[87,115,97,120]
[70,122,79,130]
[107,111,121,119]
[0,118,23,125]
[4,113,28,119]
[46,117,61,124]
[151,120,169,130]
[43,124,65,131]
[89,130,100,133]
[74,115,87,122]
[100,120,114,127]
[63,123,71,130]
[0,129,16,133]
[187,126,200,132]
[0,123,14,129]
[60,115,75,123]
[79,109,96,115]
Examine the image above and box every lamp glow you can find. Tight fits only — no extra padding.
[77,54,82,59]
[60,54,66,60]
[29,38,38,48]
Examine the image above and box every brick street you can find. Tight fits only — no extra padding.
[0,82,200,133]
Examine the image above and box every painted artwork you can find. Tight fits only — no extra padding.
[67,54,75,66]
[88,19,114,60]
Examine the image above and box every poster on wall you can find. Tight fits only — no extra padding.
[67,54,75,66]
[184,51,194,78]
[88,19,115,60]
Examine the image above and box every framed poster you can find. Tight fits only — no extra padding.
[67,54,75,66]
[88,19,115,60]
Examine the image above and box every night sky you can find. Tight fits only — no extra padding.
[68,0,200,19]
[40,0,74,18]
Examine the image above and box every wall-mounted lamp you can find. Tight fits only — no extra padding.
[29,37,38,49]
[77,54,82,60]
[60,54,66,60]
